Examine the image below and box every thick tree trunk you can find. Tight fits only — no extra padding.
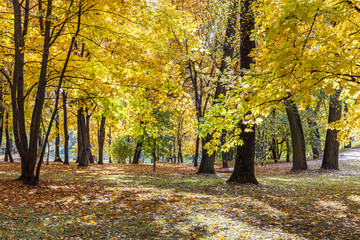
[98,115,106,164]
[285,100,307,171]
[321,90,342,170]
[194,136,199,167]
[197,134,216,174]
[62,91,69,164]
[133,138,143,164]
[227,122,258,185]
[78,108,89,167]
[54,112,62,162]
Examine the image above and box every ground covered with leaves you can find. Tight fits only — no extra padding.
[0,158,360,240]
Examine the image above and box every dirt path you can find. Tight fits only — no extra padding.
[260,148,360,169]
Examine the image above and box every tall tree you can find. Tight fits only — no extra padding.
[227,0,258,185]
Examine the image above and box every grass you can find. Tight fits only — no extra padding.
[0,159,360,239]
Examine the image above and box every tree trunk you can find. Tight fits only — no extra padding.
[178,140,183,163]
[269,138,278,163]
[62,91,69,164]
[194,136,199,167]
[54,112,62,162]
[227,122,258,184]
[86,112,94,164]
[286,139,290,162]
[321,90,342,170]
[108,127,112,163]
[98,115,106,164]
[78,108,89,167]
[5,124,14,163]
[197,134,216,174]
[308,119,322,159]
[285,100,308,171]
[133,138,143,164]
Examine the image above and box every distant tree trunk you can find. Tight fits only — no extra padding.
[46,142,50,165]
[86,112,94,164]
[269,138,278,163]
[344,103,352,148]
[197,134,216,174]
[221,130,229,168]
[54,112,62,162]
[62,91,69,165]
[178,140,183,163]
[307,101,322,159]
[321,90,342,170]
[286,139,290,162]
[227,122,258,184]
[194,136,199,167]
[152,139,157,172]
[285,100,307,171]
[5,123,14,163]
[108,127,112,163]
[98,115,106,164]
[76,108,82,164]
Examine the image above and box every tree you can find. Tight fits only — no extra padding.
[321,90,342,170]
[227,0,258,185]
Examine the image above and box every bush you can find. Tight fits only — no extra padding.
[109,138,134,163]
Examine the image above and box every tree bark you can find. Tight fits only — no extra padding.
[98,115,106,164]
[227,122,258,184]
[285,100,308,171]
[86,112,94,164]
[54,112,62,162]
[5,122,14,163]
[133,138,143,164]
[62,91,69,164]
[194,136,200,167]
[197,134,216,174]
[321,90,342,170]
[108,127,112,163]
[78,108,89,167]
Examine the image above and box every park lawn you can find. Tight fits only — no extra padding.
[0,161,359,240]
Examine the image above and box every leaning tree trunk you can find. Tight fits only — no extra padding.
[54,112,62,162]
[285,100,308,171]
[227,0,259,184]
[62,91,69,164]
[98,115,106,164]
[321,90,342,170]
